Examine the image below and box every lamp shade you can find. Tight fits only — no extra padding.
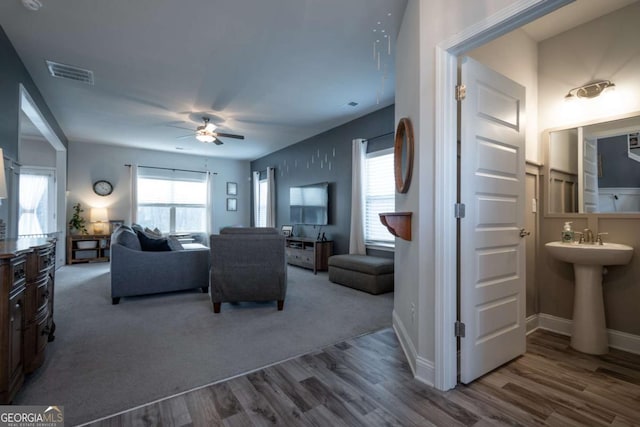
[90,207,108,223]
[0,149,7,199]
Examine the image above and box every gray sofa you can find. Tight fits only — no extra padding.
[110,225,210,304]
[210,227,287,313]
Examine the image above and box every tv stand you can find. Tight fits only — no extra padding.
[285,237,333,274]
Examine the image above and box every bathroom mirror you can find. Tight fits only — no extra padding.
[394,117,414,193]
[544,112,640,214]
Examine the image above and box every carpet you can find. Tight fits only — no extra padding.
[14,263,393,426]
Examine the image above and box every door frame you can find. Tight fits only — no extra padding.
[19,84,68,267]
[433,0,573,390]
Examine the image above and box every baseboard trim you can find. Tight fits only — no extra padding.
[529,313,640,355]
[392,310,435,386]
[415,356,435,387]
[526,314,539,335]
[392,310,417,375]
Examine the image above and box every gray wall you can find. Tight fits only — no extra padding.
[598,135,640,188]
[0,26,67,160]
[251,105,394,255]
[0,25,68,230]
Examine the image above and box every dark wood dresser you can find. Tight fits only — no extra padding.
[0,238,56,404]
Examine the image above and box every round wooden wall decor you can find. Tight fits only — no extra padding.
[394,117,414,193]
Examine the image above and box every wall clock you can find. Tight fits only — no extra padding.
[93,180,113,196]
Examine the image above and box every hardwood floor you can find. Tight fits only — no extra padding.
[85,329,640,426]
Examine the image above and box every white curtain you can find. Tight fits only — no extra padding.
[349,138,367,254]
[18,174,48,235]
[129,164,138,224]
[206,172,215,235]
[252,171,260,226]
[266,167,276,228]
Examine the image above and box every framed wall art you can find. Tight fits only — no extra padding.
[109,220,124,233]
[281,225,293,237]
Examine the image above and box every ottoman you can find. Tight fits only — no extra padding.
[328,254,394,294]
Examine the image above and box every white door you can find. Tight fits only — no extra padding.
[580,132,599,213]
[459,56,526,384]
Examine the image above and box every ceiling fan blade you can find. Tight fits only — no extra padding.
[214,132,244,140]
[167,124,194,131]
[176,134,194,139]
[213,138,224,146]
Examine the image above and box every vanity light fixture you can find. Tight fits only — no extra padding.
[21,0,42,11]
[565,80,615,100]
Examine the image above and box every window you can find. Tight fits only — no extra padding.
[137,167,207,233]
[364,148,395,246]
[256,178,268,227]
[18,168,56,237]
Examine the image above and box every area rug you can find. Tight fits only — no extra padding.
[14,263,393,426]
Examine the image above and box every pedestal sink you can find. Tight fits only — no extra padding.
[545,241,634,354]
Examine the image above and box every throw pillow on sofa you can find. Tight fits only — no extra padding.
[135,230,172,251]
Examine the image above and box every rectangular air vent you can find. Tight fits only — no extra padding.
[46,60,94,85]
[347,101,359,107]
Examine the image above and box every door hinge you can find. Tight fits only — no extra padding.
[455,84,467,101]
[454,203,465,219]
[455,321,466,337]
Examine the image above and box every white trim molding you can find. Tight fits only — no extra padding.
[393,310,417,375]
[530,313,640,355]
[393,310,435,386]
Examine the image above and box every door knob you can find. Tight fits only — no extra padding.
[520,228,531,238]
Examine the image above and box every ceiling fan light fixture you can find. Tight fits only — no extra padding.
[196,133,215,143]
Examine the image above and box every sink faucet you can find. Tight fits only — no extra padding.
[596,232,608,245]
[582,228,594,244]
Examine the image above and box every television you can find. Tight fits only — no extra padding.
[290,182,329,225]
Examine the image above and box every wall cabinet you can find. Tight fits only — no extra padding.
[67,234,110,264]
[285,237,333,274]
[0,239,55,404]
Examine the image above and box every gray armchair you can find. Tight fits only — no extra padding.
[209,227,287,313]
[110,225,210,304]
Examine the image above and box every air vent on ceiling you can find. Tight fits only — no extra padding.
[46,60,94,85]
[347,101,359,107]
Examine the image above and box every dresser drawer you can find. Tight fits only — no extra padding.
[10,256,27,291]
[34,276,50,313]
[35,308,49,355]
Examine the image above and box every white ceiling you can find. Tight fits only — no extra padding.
[2,0,637,160]
[1,0,406,160]
[521,0,637,41]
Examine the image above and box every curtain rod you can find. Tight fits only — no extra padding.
[124,164,217,175]
[365,131,394,142]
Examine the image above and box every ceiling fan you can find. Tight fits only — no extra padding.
[174,117,244,145]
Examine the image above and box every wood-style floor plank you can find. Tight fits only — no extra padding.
[86,329,640,426]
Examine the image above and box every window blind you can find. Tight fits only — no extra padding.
[365,149,395,244]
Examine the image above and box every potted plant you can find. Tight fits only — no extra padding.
[68,203,88,235]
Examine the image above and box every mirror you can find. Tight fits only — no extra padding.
[545,112,640,214]
[394,117,414,193]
